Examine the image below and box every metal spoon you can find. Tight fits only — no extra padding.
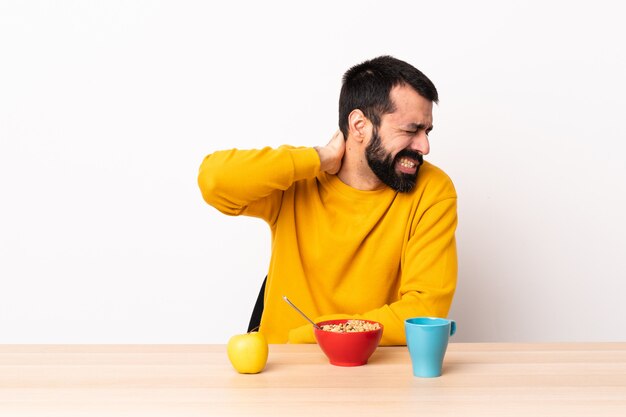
[282,296,322,330]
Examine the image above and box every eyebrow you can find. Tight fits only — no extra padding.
[404,123,434,133]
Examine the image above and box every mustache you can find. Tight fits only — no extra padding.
[395,149,423,166]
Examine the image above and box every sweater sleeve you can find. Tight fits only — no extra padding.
[288,194,458,345]
[198,146,321,223]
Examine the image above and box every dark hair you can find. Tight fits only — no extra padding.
[338,55,438,137]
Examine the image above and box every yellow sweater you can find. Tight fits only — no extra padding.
[198,145,457,345]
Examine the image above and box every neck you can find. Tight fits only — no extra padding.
[336,149,385,191]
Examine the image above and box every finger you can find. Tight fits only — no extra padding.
[330,130,343,144]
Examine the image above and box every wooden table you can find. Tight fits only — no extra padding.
[1,343,625,416]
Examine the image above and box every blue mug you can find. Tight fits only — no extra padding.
[405,317,456,377]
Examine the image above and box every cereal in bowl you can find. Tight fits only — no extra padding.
[320,320,381,333]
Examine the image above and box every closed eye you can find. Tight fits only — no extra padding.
[404,123,433,135]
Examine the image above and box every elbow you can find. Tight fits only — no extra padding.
[197,159,241,216]
[197,158,222,207]
[197,171,215,206]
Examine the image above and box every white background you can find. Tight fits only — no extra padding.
[1,1,625,343]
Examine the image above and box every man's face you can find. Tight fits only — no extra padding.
[365,84,433,193]
[365,128,423,193]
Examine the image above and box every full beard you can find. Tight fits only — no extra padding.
[365,128,423,193]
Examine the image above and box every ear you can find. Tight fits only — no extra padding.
[348,110,369,142]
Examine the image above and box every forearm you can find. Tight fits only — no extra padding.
[198,146,320,217]
[288,275,457,345]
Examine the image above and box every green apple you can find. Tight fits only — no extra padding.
[227,331,269,374]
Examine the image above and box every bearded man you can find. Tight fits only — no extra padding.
[198,56,457,345]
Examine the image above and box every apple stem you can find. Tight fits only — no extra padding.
[248,326,260,333]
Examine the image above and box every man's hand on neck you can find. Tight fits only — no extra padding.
[315,130,345,175]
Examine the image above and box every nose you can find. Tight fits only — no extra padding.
[413,132,430,156]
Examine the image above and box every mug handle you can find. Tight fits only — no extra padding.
[450,320,456,336]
